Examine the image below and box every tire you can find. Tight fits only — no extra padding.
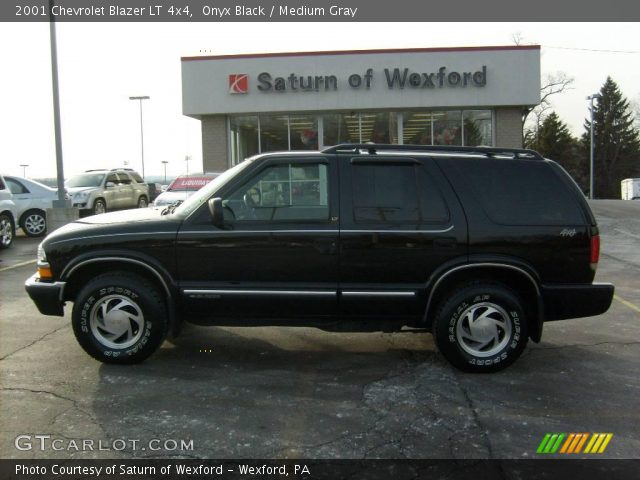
[71,272,168,364]
[21,209,47,237]
[93,199,107,215]
[0,213,14,249]
[433,283,528,373]
[137,196,148,208]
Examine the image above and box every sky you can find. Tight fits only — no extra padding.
[0,22,639,179]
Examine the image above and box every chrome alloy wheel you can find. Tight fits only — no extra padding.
[455,302,512,357]
[89,295,145,349]
[24,213,46,236]
[0,217,13,247]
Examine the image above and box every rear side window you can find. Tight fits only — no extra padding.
[454,158,584,225]
[351,163,449,224]
[6,178,29,194]
[130,172,144,183]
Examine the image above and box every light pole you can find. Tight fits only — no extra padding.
[161,160,168,184]
[19,164,29,177]
[587,93,601,200]
[129,96,150,180]
[185,155,191,175]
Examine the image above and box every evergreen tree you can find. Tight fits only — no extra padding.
[583,77,640,198]
[526,112,587,191]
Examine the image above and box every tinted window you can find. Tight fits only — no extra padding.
[117,173,132,185]
[224,162,329,222]
[454,159,584,225]
[351,164,449,224]
[129,172,144,183]
[106,174,119,184]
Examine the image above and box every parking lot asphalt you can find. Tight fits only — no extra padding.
[0,201,639,460]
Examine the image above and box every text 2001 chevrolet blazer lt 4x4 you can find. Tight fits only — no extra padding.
[25,145,614,372]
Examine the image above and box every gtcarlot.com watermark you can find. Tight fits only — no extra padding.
[15,434,194,452]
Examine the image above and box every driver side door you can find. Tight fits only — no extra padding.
[176,156,340,321]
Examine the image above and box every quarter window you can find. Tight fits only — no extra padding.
[6,178,29,194]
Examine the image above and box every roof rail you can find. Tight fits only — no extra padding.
[321,143,545,160]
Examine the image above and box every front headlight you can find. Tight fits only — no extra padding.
[74,191,90,201]
[37,242,47,263]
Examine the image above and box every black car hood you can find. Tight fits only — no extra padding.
[76,208,163,225]
[43,208,181,247]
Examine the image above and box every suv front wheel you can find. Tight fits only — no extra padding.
[433,283,528,373]
[71,272,168,364]
[93,199,107,215]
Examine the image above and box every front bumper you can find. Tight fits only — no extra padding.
[25,274,66,316]
[542,282,614,321]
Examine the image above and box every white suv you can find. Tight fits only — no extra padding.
[0,175,17,248]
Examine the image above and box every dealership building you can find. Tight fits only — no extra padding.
[181,45,541,172]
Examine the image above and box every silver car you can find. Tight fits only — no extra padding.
[0,175,17,248]
[66,169,150,215]
[4,175,62,237]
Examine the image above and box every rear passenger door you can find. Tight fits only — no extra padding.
[338,156,467,319]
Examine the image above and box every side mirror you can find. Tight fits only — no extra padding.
[207,197,224,226]
[105,182,116,188]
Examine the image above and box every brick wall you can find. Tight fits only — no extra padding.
[494,107,524,148]
[202,115,229,172]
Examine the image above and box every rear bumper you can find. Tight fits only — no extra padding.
[542,283,614,321]
[24,274,66,316]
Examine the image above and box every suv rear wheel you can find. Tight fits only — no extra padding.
[71,272,168,364]
[21,209,47,237]
[137,196,148,208]
[433,283,528,373]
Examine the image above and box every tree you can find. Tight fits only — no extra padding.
[583,77,640,198]
[523,72,574,143]
[526,112,586,190]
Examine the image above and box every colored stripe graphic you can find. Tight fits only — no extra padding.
[537,433,565,454]
[538,433,613,454]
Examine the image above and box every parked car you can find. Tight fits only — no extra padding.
[3,175,61,237]
[26,144,614,372]
[153,173,220,208]
[0,175,17,248]
[65,168,149,215]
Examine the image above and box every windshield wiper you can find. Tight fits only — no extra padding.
[161,200,183,215]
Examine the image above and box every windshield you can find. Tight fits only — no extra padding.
[173,159,255,217]
[65,173,105,188]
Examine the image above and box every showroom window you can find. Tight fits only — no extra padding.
[229,110,493,165]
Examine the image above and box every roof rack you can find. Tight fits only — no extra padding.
[321,143,545,160]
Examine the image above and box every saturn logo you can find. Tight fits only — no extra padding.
[229,74,248,94]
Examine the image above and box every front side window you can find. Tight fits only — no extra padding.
[224,162,329,222]
[106,174,119,184]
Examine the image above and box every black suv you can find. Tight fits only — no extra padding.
[25,145,614,372]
